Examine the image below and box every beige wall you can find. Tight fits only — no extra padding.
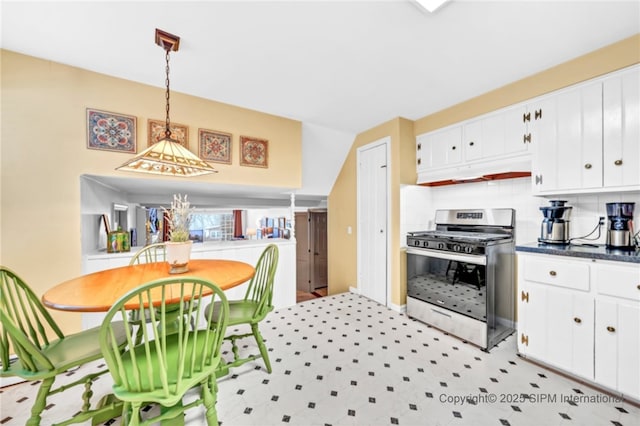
[327,117,415,305]
[327,34,640,306]
[0,50,302,332]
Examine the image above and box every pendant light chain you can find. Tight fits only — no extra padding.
[164,48,172,139]
[116,28,217,176]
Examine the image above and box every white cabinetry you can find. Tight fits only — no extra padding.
[416,64,639,193]
[594,263,640,399]
[416,106,533,184]
[416,125,462,172]
[517,255,593,380]
[462,105,532,162]
[531,65,640,195]
[602,66,640,189]
[517,252,640,400]
[531,81,603,194]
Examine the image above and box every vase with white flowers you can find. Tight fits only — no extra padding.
[163,193,194,274]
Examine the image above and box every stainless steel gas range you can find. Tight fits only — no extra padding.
[406,208,516,351]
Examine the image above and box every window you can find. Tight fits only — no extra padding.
[190,210,234,242]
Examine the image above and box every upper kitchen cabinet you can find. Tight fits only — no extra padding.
[464,103,534,162]
[416,125,462,172]
[603,66,640,189]
[416,107,532,185]
[532,64,640,195]
[531,81,603,194]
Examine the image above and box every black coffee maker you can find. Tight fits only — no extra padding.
[539,200,572,244]
[605,202,635,249]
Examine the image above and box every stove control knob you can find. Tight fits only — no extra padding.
[437,242,445,250]
[453,244,461,252]
[414,240,421,247]
[464,246,473,254]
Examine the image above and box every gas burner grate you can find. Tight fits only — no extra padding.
[409,231,511,243]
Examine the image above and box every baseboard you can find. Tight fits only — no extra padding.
[389,302,406,314]
[349,286,359,294]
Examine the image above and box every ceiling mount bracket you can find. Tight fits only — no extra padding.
[155,28,180,52]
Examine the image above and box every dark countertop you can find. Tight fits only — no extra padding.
[516,242,640,264]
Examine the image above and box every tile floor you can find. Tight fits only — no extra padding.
[1,292,638,425]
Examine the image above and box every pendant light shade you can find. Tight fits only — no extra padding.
[117,29,217,177]
[117,137,217,176]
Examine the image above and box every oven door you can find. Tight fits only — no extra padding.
[406,248,487,322]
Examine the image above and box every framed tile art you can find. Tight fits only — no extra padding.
[239,136,268,168]
[198,129,232,164]
[86,108,136,153]
[148,119,189,147]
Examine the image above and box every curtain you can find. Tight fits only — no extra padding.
[233,210,243,238]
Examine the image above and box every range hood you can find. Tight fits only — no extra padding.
[417,155,532,187]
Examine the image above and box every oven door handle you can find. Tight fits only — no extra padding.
[406,248,487,266]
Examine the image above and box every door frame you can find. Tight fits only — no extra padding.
[356,136,391,306]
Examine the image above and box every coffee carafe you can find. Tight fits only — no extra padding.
[539,200,572,244]
[606,202,635,249]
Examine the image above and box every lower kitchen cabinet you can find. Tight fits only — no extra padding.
[517,254,593,380]
[594,264,640,399]
[517,252,640,401]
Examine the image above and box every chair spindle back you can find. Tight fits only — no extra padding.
[100,277,229,404]
[244,244,279,319]
[0,267,62,373]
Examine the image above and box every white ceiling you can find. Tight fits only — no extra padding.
[2,0,638,135]
[2,1,639,203]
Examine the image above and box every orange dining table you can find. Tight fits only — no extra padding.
[42,259,255,312]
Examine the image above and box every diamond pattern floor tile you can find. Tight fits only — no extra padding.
[1,292,638,426]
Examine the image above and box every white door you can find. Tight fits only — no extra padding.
[357,139,388,306]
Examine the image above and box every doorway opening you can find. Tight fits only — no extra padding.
[295,208,328,303]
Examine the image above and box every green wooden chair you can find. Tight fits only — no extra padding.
[129,242,166,265]
[206,243,279,374]
[0,266,127,426]
[99,277,229,426]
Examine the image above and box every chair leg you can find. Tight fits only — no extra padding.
[27,377,54,426]
[251,324,272,373]
[202,376,219,426]
[128,402,142,426]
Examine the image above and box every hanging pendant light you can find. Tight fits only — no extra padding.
[117,29,217,177]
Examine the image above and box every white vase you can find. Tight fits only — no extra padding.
[165,240,193,274]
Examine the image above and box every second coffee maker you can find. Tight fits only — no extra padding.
[539,200,572,244]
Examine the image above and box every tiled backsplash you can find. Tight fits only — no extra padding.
[402,178,640,246]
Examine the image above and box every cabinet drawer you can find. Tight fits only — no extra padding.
[523,257,590,291]
[595,264,640,301]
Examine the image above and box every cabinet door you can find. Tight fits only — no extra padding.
[595,298,640,399]
[518,282,548,360]
[421,126,462,169]
[530,96,557,193]
[544,287,594,379]
[555,82,603,191]
[503,104,530,155]
[603,66,640,188]
[462,119,483,161]
[433,126,462,166]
